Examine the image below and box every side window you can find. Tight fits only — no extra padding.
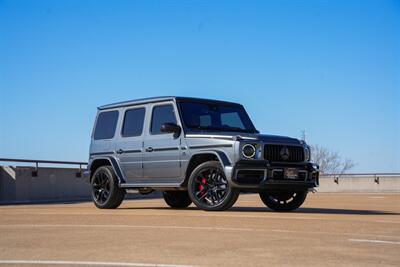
[93,111,119,140]
[121,107,145,137]
[151,104,177,134]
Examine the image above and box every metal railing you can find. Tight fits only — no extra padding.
[0,157,398,183]
[321,172,400,184]
[0,158,88,177]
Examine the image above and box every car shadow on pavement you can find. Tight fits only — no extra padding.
[119,206,399,215]
[228,206,400,215]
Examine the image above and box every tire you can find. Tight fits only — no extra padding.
[188,161,239,211]
[91,166,125,209]
[259,191,307,212]
[163,191,192,208]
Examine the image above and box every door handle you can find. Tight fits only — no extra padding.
[145,147,154,152]
[116,149,124,154]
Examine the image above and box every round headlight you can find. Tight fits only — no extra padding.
[242,144,256,159]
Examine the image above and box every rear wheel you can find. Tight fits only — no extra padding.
[91,166,125,209]
[259,191,307,211]
[188,161,239,211]
[163,191,192,208]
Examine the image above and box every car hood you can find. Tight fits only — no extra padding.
[187,132,302,145]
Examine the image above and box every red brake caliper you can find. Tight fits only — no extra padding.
[199,177,207,196]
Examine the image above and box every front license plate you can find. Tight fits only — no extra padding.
[284,168,298,179]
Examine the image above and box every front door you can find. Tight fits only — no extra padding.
[143,102,181,182]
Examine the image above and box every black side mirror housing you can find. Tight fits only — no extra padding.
[160,122,181,138]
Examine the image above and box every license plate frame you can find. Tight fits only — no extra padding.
[284,168,299,179]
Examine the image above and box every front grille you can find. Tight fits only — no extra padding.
[264,144,304,162]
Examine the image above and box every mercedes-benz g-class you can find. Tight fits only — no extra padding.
[85,97,319,211]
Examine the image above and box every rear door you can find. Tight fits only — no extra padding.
[143,102,181,182]
[114,105,147,183]
[90,110,119,156]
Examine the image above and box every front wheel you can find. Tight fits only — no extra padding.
[188,161,239,211]
[259,191,307,212]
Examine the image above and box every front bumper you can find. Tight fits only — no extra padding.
[228,160,319,191]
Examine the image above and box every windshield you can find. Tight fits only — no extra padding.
[178,101,257,133]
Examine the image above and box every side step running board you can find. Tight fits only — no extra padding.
[120,182,182,188]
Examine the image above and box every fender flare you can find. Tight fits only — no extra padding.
[188,150,232,167]
[187,150,234,180]
[89,156,126,184]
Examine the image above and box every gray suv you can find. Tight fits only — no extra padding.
[85,97,319,211]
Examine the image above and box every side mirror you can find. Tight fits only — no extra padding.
[160,122,181,138]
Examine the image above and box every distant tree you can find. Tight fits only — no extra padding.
[310,145,355,175]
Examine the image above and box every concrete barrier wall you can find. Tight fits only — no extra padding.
[1,166,399,204]
[318,175,400,193]
[0,166,91,204]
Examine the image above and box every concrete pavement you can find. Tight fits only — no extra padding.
[0,193,399,266]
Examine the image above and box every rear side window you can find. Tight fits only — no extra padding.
[151,104,177,134]
[93,111,119,140]
[121,108,145,137]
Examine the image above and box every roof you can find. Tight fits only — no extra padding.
[98,96,241,110]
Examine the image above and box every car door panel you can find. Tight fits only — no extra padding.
[117,141,143,182]
[114,105,147,183]
[143,102,182,181]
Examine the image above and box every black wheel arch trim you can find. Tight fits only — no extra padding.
[89,156,126,184]
[188,150,232,168]
[184,150,233,186]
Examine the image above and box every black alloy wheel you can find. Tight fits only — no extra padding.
[92,171,111,204]
[91,166,125,209]
[188,161,239,211]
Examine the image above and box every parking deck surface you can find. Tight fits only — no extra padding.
[0,193,399,267]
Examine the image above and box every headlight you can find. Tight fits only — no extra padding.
[242,144,256,159]
[304,146,311,161]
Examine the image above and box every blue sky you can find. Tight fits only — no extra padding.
[0,0,399,172]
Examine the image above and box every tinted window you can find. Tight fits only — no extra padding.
[122,108,145,137]
[151,104,177,134]
[199,115,211,127]
[94,111,119,140]
[221,112,245,128]
[179,101,256,133]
